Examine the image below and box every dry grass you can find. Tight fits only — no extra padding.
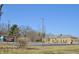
[0,44,79,54]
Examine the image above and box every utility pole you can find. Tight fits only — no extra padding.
[41,17,45,46]
[0,4,3,32]
[0,4,3,24]
[7,20,10,35]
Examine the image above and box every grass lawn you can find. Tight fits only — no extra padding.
[0,45,79,54]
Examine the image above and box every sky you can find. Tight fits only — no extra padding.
[1,4,79,36]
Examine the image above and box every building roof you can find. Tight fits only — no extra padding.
[0,32,5,35]
[45,34,78,39]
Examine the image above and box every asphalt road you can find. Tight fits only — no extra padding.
[0,42,79,46]
[30,42,79,46]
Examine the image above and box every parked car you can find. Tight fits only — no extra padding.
[0,35,5,42]
[4,36,15,42]
[0,35,15,42]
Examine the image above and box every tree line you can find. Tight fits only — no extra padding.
[0,23,43,42]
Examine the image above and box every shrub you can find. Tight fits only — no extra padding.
[17,37,30,48]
